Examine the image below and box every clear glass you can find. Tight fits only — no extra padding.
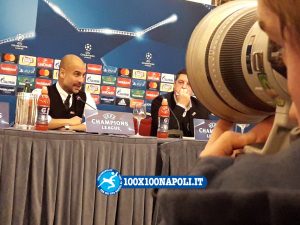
[132,104,147,136]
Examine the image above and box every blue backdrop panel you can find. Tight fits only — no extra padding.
[0,0,213,124]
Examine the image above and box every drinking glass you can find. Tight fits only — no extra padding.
[132,104,147,136]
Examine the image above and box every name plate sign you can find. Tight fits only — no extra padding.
[194,119,216,141]
[86,110,135,135]
[0,102,9,128]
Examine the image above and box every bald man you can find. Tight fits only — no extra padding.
[46,54,96,131]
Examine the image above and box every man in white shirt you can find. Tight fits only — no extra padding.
[36,54,96,131]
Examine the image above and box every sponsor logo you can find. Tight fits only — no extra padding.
[87,64,102,74]
[131,89,145,99]
[85,84,101,94]
[160,83,174,92]
[37,57,54,68]
[102,75,116,86]
[103,65,118,75]
[131,79,146,89]
[17,76,35,87]
[86,74,101,84]
[53,70,59,80]
[1,53,18,63]
[0,63,18,75]
[116,87,131,98]
[19,55,36,66]
[130,99,144,108]
[54,59,61,69]
[118,68,132,77]
[35,78,52,88]
[141,52,155,68]
[132,70,146,80]
[91,94,100,105]
[145,90,159,100]
[80,43,95,60]
[147,71,161,81]
[147,81,159,90]
[18,65,36,75]
[0,74,17,86]
[101,86,116,96]
[117,77,131,88]
[115,97,130,107]
[161,73,175,83]
[100,96,115,105]
[37,68,53,78]
[0,85,16,95]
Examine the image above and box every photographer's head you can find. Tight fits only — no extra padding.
[258,0,300,124]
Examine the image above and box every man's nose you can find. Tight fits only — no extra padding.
[182,83,188,88]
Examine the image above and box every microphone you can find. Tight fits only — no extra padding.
[168,106,183,138]
[76,95,97,110]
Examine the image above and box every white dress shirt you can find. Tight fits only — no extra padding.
[33,82,97,121]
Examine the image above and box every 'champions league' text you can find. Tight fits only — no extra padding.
[92,118,129,131]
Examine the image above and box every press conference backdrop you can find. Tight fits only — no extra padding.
[0,0,213,123]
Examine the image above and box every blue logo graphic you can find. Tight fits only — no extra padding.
[96,169,122,195]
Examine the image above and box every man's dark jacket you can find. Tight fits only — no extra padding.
[150,92,210,137]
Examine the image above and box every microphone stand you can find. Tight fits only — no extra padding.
[168,105,183,138]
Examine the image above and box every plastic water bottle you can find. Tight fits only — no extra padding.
[35,86,50,131]
[157,98,170,138]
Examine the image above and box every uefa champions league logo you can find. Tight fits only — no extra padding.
[11,33,28,50]
[85,43,92,52]
[142,52,155,67]
[96,169,122,195]
[80,43,95,59]
[16,34,25,43]
[145,52,152,61]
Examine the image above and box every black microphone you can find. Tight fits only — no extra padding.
[76,95,97,110]
[168,105,183,138]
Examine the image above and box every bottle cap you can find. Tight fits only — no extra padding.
[41,86,48,95]
[162,98,168,106]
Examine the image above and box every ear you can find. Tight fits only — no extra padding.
[60,68,65,79]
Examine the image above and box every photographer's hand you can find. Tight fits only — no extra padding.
[200,116,274,157]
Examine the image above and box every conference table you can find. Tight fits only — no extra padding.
[0,128,206,225]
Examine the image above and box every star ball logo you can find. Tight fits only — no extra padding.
[11,34,28,50]
[80,43,95,59]
[96,169,122,195]
[85,43,92,52]
[145,52,152,61]
[16,34,25,42]
[142,52,155,68]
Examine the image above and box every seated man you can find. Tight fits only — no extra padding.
[36,54,96,131]
[150,69,210,137]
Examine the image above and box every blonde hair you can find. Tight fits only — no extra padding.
[261,0,300,43]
